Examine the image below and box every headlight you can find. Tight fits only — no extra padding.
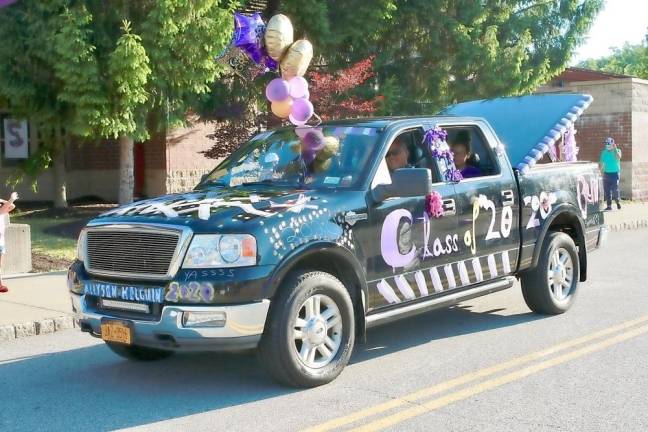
[76,229,87,262]
[182,234,256,268]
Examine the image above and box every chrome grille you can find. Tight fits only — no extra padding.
[86,229,180,278]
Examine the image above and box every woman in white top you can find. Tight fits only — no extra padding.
[0,192,18,293]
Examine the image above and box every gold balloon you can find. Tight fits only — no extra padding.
[271,97,293,119]
[265,14,294,61]
[280,39,313,79]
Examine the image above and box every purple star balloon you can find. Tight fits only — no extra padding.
[233,12,266,65]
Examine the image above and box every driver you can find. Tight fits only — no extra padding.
[386,136,410,172]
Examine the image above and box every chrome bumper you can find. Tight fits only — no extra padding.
[71,293,270,352]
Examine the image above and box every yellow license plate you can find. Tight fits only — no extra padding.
[101,322,132,345]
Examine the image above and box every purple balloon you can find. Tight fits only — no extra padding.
[233,12,266,65]
[0,0,17,8]
[266,79,290,102]
[289,76,309,99]
[290,98,314,123]
[303,130,325,152]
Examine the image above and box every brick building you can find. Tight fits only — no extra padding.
[0,117,221,202]
[537,67,648,200]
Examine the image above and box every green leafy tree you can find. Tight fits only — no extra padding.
[578,31,648,79]
[0,1,234,205]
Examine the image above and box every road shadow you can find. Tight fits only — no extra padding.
[0,303,543,431]
[353,303,544,363]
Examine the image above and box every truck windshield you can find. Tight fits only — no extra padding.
[201,126,383,189]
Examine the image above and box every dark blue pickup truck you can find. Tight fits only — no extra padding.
[68,94,607,387]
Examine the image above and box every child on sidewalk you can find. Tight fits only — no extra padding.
[0,192,18,293]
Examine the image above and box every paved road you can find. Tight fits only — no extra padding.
[1,229,647,432]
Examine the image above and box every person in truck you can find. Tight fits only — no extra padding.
[449,130,482,178]
[386,135,410,172]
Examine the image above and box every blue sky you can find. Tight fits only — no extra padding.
[570,0,647,64]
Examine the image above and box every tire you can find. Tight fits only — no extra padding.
[105,342,174,361]
[521,231,580,315]
[258,271,355,388]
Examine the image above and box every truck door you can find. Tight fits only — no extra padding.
[443,122,520,283]
[365,127,459,311]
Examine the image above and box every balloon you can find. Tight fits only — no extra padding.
[271,97,293,119]
[265,14,294,61]
[302,130,325,152]
[280,40,313,79]
[265,78,290,102]
[233,12,266,65]
[291,97,314,122]
[288,76,309,99]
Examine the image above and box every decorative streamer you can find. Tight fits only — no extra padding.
[423,126,463,182]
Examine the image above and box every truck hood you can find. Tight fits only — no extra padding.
[94,186,324,230]
[440,93,593,173]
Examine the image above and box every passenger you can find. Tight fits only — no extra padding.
[450,130,482,178]
[386,136,410,172]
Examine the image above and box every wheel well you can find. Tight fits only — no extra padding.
[282,252,367,342]
[548,212,587,281]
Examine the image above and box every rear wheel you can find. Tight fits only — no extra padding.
[258,271,355,388]
[521,231,580,314]
[105,342,174,361]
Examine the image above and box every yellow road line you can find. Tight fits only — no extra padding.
[303,315,648,432]
[350,323,648,432]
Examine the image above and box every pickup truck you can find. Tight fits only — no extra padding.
[68,93,607,387]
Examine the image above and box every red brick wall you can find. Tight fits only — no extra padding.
[575,112,632,163]
[68,138,120,170]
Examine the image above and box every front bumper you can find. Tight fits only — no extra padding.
[71,293,270,352]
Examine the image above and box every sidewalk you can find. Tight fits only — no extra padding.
[0,202,646,342]
[0,271,75,341]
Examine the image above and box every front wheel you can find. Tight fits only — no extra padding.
[258,271,355,387]
[521,231,580,315]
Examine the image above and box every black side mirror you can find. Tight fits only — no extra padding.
[372,168,433,202]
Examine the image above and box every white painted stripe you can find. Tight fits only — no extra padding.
[377,279,400,304]
[502,250,512,273]
[487,254,498,278]
[443,264,457,289]
[414,271,429,296]
[395,275,416,300]
[429,267,444,293]
[472,258,484,282]
[458,261,470,286]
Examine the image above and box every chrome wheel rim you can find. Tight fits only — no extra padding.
[547,247,574,302]
[292,294,343,369]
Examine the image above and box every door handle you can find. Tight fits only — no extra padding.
[501,190,515,206]
[442,198,456,215]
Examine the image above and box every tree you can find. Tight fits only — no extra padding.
[0,1,234,204]
[308,56,382,120]
[578,31,648,79]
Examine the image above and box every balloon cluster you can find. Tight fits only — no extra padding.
[263,14,315,125]
[218,12,317,126]
[294,128,339,173]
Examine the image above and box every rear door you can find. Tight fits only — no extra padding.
[440,121,520,283]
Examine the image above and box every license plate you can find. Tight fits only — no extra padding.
[101,320,132,345]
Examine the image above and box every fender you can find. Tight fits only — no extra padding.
[263,241,369,306]
[531,202,587,281]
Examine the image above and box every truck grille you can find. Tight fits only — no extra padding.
[86,229,181,278]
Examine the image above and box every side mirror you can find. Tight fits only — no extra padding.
[200,173,209,183]
[372,168,433,202]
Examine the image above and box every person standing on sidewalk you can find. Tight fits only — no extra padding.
[0,192,18,293]
[599,137,622,211]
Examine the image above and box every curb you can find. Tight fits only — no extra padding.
[607,219,648,232]
[0,315,76,343]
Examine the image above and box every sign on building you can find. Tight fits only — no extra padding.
[3,118,28,159]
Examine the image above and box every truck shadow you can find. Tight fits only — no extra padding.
[0,304,542,431]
